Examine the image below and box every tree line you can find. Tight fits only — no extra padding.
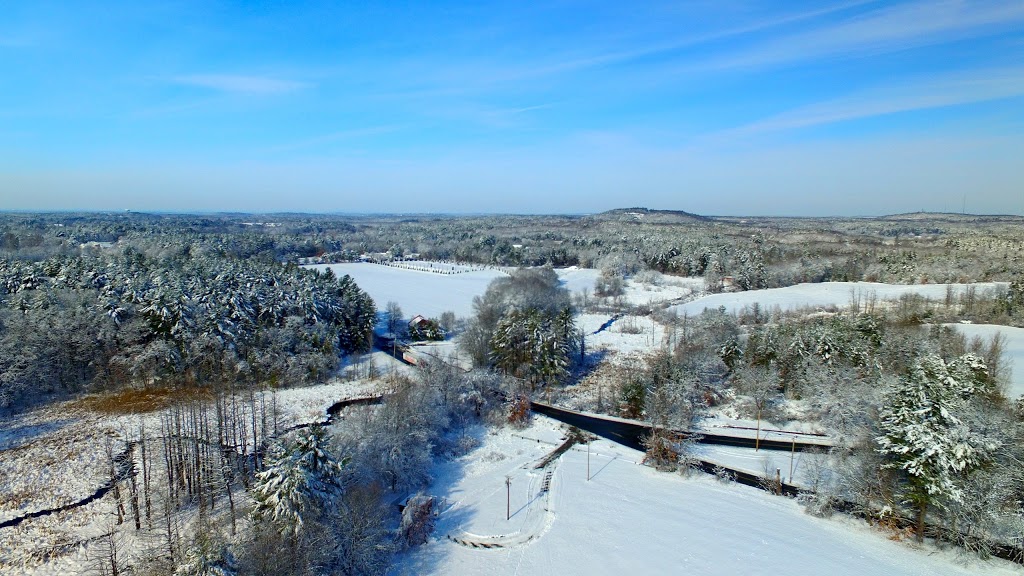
[0,246,375,410]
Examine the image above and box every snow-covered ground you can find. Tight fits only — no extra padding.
[620,272,703,307]
[272,377,386,425]
[696,443,828,488]
[392,415,1016,576]
[551,266,601,296]
[0,410,111,525]
[674,282,1006,317]
[578,313,667,360]
[558,267,702,307]
[945,323,1024,399]
[404,340,467,369]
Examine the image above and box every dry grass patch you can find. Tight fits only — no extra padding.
[75,386,215,415]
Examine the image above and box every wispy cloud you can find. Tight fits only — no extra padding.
[441,102,556,128]
[701,0,1024,71]
[170,74,309,94]
[359,1,874,101]
[722,66,1024,136]
[525,0,878,77]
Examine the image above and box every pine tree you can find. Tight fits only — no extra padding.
[876,353,1000,541]
[490,307,575,390]
[250,425,346,537]
[174,535,237,576]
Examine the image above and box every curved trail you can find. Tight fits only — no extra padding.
[446,431,583,551]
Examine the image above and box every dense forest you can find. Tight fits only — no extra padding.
[0,216,376,410]
[3,209,1023,286]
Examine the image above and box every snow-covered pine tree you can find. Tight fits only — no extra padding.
[250,425,346,537]
[174,535,237,576]
[490,307,575,390]
[876,353,1000,541]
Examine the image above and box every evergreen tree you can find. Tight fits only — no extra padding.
[876,353,1000,541]
[250,425,346,537]
[174,535,237,576]
[490,307,575,390]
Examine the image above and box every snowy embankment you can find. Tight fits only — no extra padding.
[673,281,1005,316]
[392,415,1016,576]
[695,443,828,488]
[946,323,1024,399]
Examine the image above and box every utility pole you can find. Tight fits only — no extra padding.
[505,476,511,521]
[755,406,761,452]
[789,436,796,483]
[587,437,591,481]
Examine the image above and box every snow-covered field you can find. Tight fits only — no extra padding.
[539,266,701,307]
[578,313,667,358]
[308,263,699,321]
[946,323,1024,399]
[674,282,1006,317]
[619,272,703,307]
[309,263,507,319]
[392,416,1016,576]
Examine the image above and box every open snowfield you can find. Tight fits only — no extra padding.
[673,282,1006,317]
[392,416,1016,576]
[946,323,1024,399]
[547,266,603,296]
[310,262,507,319]
[517,266,701,307]
[620,272,704,307]
[308,263,699,322]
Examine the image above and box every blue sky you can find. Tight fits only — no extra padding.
[1,1,1022,215]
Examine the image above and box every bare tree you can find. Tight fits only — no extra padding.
[439,310,456,335]
[732,363,780,450]
[385,301,403,338]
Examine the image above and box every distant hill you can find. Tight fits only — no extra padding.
[590,207,713,224]
[875,211,1024,224]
